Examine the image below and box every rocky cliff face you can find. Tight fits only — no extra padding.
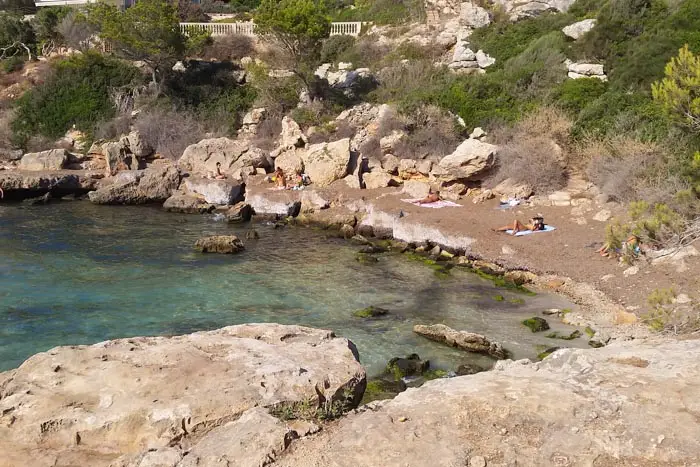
[0,324,366,467]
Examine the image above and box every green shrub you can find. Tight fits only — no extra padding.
[11,52,140,147]
[31,6,72,46]
[320,34,355,63]
[469,12,573,68]
[553,78,608,115]
[0,12,36,54]
[333,0,424,25]
[1,55,25,73]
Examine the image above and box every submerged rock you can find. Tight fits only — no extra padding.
[0,324,366,467]
[352,306,389,318]
[522,317,550,333]
[456,362,487,376]
[387,354,430,379]
[413,324,508,359]
[195,235,245,254]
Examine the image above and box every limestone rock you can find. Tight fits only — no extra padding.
[163,193,215,214]
[300,189,330,212]
[413,324,508,359]
[0,324,365,467]
[493,178,533,200]
[380,130,406,155]
[195,235,244,253]
[398,159,418,179]
[469,127,487,139]
[126,131,152,158]
[300,138,351,187]
[88,165,180,205]
[247,191,302,217]
[475,49,496,68]
[494,0,576,20]
[275,149,304,176]
[179,138,269,178]
[184,177,243,205]
[568,62,605,76]
[381,154,400,175]
[562,18,596,40]
[102,140,133,175]
[451,42,476,63]
[363,171,394,189]
[0,171,99,198]
[240,107,266,136]
[402,180,431,199]
[438,138,497,180]
[280,116,307,148]
[416,159,432,176]
[592,209,612,222]
[460,1,491,28]
[223,202,254,222]
[18,149,68,171]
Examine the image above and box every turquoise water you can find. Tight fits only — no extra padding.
[0,202,586,374]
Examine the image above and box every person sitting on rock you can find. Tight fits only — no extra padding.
[214,162,226,180]
[0,186,3,199]
[495,215,545,235]
[273,167,287,189]
[416,189,441,205]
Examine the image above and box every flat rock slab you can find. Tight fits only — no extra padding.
[275,339,700,466]
[183,177,243,205]
[0,170,100,197]
[0,324,366,467]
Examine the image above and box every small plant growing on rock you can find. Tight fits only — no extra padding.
[643,288,678,333]
[522,317,550,333]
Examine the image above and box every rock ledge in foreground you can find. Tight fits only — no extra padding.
[0,323,366,467]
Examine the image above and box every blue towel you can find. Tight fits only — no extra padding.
[505,225,556,236]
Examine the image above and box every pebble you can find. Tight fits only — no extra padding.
[501,245,515,255]
[622,266,639,277]
[674,294,691,304]
[469,455,487,467]
[600,274,614,282]
[592,209,612,222]
[398,416,409,422]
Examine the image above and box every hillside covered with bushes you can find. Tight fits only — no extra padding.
[0,0,698,255]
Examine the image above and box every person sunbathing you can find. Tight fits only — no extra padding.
[598,235,642,258]
[214,162,226,180]
[495,215,546,235]
[416,189,441,205]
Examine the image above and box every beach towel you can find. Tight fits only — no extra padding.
[505,225,556,236]
[402,199,462,208]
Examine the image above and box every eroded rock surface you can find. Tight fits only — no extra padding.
[179,138,269,178]
[276,339,700,466]
[0,324,366,467]
[88,165,180,205]
[413,324,508,359]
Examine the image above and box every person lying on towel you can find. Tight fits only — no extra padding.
[495,215,546,236]
[416,189,441,205]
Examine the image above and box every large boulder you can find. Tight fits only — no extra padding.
[438,138,497,180]
[300,138,351,187]
[276,339,700,466]
[562,18,597,39]
[280,116,307,148]
[125,130,152,158]
[460,1,491,28]
[18,149,68,171]
[0,324,366,467]
[275,149,305,176]
[88,165,180,205]
[247,191,302,217]
[163,193,215,214]
[179,138,269,178]
[402,179,431,199]
[194,235,245,254]
[494,0,576,20]
[363,171,394,189]
[183,177,244,205]
[413,324,508,359]
[102,140,133,175]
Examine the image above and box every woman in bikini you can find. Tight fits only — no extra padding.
[416,189,441,205]
[495,215,546,236]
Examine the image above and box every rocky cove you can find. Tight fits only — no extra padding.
[1,99,693,465]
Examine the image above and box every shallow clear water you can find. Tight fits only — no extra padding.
[0,202,587,374]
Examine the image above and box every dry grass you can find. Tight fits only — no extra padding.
[94,115,132,141]
[490,106,573,194]
[202,34,256,62]
[583,136,677,203]
[133,108,206,160]
[0,109,14,150]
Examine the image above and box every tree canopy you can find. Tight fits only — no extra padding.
[86,0,206,85]
[254,0,331,83]
[652,45,700,133]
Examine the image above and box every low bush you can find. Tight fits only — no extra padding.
[320,35,356,64]
[552,78,608,115]
[1,55,24,73]
[133,107,206,159]
[393,105,462,160]
[246,62,301,118]
[201,34,255,61]
[11,52,141,147]
[490,107,572,194]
